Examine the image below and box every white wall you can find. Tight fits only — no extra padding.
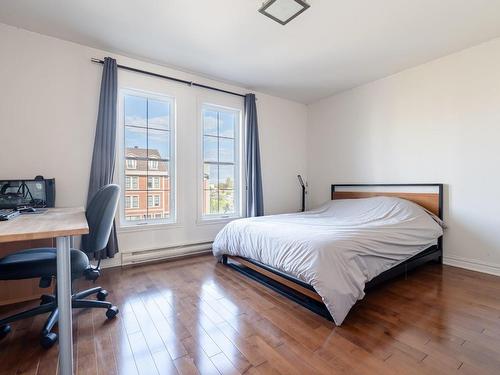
[307,37,500,275]
[0,23,307,261]
[4,21,498,276]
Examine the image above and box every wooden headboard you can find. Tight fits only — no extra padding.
[331,184,443,219]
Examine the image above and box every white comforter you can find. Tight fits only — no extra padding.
[212,196,444,325]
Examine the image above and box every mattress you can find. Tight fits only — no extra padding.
[212,196,444,325]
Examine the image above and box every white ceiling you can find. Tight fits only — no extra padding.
[1,0,500,103]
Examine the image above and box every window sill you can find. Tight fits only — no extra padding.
[118,221,182,233]
[196,216,243,226]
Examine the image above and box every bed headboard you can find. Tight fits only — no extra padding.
[331,184,443,219]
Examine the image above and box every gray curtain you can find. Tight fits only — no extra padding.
[245,94,264,216]
[85,57,118,258]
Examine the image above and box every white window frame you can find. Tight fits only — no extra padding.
[147,194,161,208]
[148,176,161,190]
[125,195,139,209]
[126,176,139,190]
[118,88,176,227]
[148,159,159,170]
[198,102,244,221]
[126,159,137,169]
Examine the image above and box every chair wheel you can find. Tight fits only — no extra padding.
[97,290,108,301]
[41,332,58,349]
[0,325,11,339]
[106,306,119,319]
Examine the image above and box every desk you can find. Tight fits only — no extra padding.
[0,208,88,375]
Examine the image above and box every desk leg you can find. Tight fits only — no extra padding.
[56,236,73,375]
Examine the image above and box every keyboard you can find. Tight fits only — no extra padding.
[0,209,20,221]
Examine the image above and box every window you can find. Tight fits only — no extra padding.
[148,176,161,189]
[148,159,159,170]
[125,176,139,190]
[125,195,139,209]
[147,194,161,208]
[126,159,137,169]
[121,90,175,224]
[201,104,241,218]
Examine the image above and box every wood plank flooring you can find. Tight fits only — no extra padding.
[1,255,500,374]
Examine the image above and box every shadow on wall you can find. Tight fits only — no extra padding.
[442,184,499,269]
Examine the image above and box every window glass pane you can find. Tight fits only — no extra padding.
[125,126,147,151]
[124,192,147,221]
[148,99,170,130]
[148,160,159,170]
[203,163,218,190]
[148,129,169,160]
[203,136,218,162]
[219,111,235,138]
[219,165,234,189]
[219,138,234,163]
[124,95,147,127]
[203,189,219,215]
[147,194,161,207]
[219,190,234,214]
[163,191,170,217]
[125,176,139,190]
[154,160,169,178]
[160,163,171,190]
[148,176,162,190]
[203,110,218,136]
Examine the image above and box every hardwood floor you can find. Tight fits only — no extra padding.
[1,254,500,374]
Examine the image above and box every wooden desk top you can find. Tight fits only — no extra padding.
[0,207,89,243]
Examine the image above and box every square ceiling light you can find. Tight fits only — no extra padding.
[259,0,310,25]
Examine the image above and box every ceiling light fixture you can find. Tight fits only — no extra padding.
[259,0,310,25]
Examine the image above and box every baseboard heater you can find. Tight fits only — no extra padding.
[121,241,213,266]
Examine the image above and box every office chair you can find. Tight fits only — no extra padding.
[0,184,120,348]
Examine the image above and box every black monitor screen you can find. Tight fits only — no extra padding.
[0,178,55,208]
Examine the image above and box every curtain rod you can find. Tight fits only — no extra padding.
[91,58,246,99]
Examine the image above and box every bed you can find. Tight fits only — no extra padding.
[213,184,444,324]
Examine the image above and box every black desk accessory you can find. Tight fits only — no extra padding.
[297,175,306,212]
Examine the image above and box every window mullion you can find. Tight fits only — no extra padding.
[146,98,149,221]
[217,111,220,214]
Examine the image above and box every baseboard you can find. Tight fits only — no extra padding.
[121,241,213,266]
[443,256,500,277]
[95,241,214,269]
[99,256,123,269]
[122,249,212,268]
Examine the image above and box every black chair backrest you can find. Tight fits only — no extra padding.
[81,184,120,254]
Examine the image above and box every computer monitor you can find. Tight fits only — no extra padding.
[0,176,55,209]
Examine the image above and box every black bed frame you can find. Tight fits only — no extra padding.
[221,183,444,321]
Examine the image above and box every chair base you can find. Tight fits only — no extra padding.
[0,286,118,348]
